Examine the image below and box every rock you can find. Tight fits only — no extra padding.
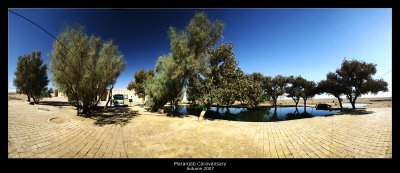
[157,108,164,114]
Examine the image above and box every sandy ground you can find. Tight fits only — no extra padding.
[8,94,392,158]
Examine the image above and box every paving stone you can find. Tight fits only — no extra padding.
[8,99,392,158]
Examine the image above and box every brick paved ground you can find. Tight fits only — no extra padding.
[8,98,392,158]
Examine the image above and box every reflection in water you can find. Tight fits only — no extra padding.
[164,105,340,122]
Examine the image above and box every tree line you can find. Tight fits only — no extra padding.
[128,12,388,112]
[13,12,388,116]
[14,24,126,115]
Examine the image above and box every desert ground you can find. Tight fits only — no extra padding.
[8,94,392,158]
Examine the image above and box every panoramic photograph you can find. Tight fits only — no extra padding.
[8,8,392,159]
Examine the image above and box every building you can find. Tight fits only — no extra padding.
[53,88,143,106]
[98,89,143,106]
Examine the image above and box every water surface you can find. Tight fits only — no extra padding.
[164,105,341,122]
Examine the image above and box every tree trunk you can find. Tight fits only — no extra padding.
[104,87,113,110]
[32,97,37,104]
[95,89,106,106]
[82,103,90,115]
[174,100,179,113]
[351,99,356,109]
[336,97,343,111]
[273,98,277,110]
[27,95,31,102]
[76,100,81,116]
[346,95,356,109]
[199,110,206,121]
[253,103,258,109]
[303,99,307,109]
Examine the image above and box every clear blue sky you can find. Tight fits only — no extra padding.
[8,8,392,98]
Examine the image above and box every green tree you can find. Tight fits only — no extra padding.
[264,75,287,110]
[299,78,317,110]
[50,24,125,115]
[172,12,224,104]
[144,54,183,112]
[286,76,303,110]
[335,59,388,109]
[13,51,50,104]
[186,74,203,105]
[210,43,241,107]
[317,72,346,110]
[145,12,225,111]
[244,72,266,108]
[127,69,154,100]
[235,71,249,105]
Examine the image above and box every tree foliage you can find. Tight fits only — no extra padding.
[144,54,183,111]
[177,12,224,103]
[286,76,303,109]
[50,24,125,115]
[13,51,50,103]
[145,12,225,111]
[127,69,154,100]
[206,43,241,107]
[317,72,346,109]
[264,75,287,109]
[243,72,266,108]
[335,59,388,109]
[299,78,317,109]
[140,12,390,114]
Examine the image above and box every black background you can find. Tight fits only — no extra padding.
[2,0,397,172]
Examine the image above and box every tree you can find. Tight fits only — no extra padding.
[13,51,50,104]
[127,69,154,100]
[317,72,346,110]
[286,76,303,111]
[243,72,266,108]
[235,71,249,105]
[186,74,203,105]
[174,12,225,104]
[299,78,317,110]
[335,59,388,109]
[207,43,242,108]
[143,12,225,112]
[144,54,183,112]
[264,75,287,110]
[50,24,126,115]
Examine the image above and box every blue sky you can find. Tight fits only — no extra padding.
[8,8,392,98]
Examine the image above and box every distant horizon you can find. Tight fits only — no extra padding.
[7,88,392,100]
[8,8,392,98]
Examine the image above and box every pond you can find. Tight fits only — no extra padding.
[164,105,341,122]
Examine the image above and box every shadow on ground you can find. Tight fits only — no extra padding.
[336,108,374,115]
[86,107,139,126]
[36,101,70,107]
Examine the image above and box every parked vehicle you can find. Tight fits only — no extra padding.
[113,94,127,106]
[316,103,331,110]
